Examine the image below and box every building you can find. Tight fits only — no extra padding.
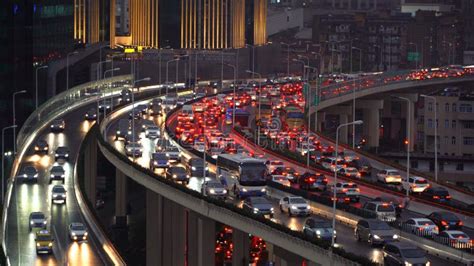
[107,0,267,49]
[74,0,110,45]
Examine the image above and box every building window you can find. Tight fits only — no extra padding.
[459,103,472,113]
[428,102,433,111]
[452,136,456,145]
[464,137,474,145]
[444,136,449,145]
[463,121,474,129]
[456,163,464,171]
[436,103,439,111]
[427,119,433,128]
[445,103,449,112]
[444,119,449,128]
[452,120,456,128]
[452,103,457,112]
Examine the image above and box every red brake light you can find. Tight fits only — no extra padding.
[446,195,452,199]
[441,220,448,226]
[459,221,463,226]
[433,196,440,199]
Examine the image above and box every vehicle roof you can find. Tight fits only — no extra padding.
[36,230,51,236]
[70,222,84,227]
[384,242,419,249]
[444,230,467,235]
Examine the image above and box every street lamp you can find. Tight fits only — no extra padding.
[304,65,319,168]
[35,65,48,110]
[332,120,363,248]
[2,125,16,204]
[351,46,362,149]
[97,60,112,81]
[421,94,438,183]
[393,96,411,198]
[166,58,179,94]
[292,59,306,80]
[297,55,310,67]
[131,77,151,160]
[246,70,262,146]
[177,55,189,84]
[104,68,120,79]
[408,42,418,70]
[66,51,79,90]
[224,63,237,127]
[13,90,27,155]
[281,42,296,77]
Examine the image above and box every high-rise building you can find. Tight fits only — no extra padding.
[74,0,110,44]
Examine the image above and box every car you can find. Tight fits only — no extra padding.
[278,196,310,217]
[332,182,360,202]
[149,98,162,108]
[119,89,131,103]
[186,157,208,177]
[437,230,471,249]
[320,157,345,172]
[242,197,274,218]
[298,172,327,191]
[51,185,67,204]
[165,166,189,184]
[265,160,284,173]
[140,119,155,131]
[84,108,97,120]
[165,146,181,162]
[339,167,361,178]
[427,211,462,232]
[319,191,350,204]
[361,201,397,222]
[29,212,47,231]
[271,166,299,183]
[125,142,143,157]
[383,242,429,266]
[296,143,315,155]
[270,175,291,187]
[354,219,399,246]
[402,176,430,193]
[403,218,439,235]
[374,196,405,218]
[68,222,88,241]
[49,165,65,184]
[376,169,402,184]
[34,139,49,154]
[18,165,38,183]
[347,159,372,176]
[149,104,163,116]
[421,187,451,202]
[98,99,112,112]
[201,180,227,199]
[150,152,169,170]
[303,218,336,242]
[50,119,65,132]
[115,119,130,140]
[145,125,160,139]
[54,146,70,161]
[35,230,54,254]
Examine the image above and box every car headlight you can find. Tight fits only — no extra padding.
[373,235,381,240]
[72,232,76,236]
[23,174,27,177]
[306,206,310,210]
[205,167,209,171]
[172,174,177,178]
[186,175,190,178]
[242,188,248,192]
[404,263,412,266]
[154,162,158,165]
[84,232,88,236]
[48,243,53,247]
[334,230,337,235]
[261,188,266,192]
[50,174,54,178]
[291,206,297,210]
[36,243,40,247]
[253,208,259,213]
[50,125,54,128]
[166,153,170,157]
[30,221,34,225]
[43,221,47,224]
[209,189,215,194]
[117,131,121,134]
[316,230,321,235]
[223,189,227,194]
[65,154,69,157]
[191,167,196,171]
[61,174,65,178]
[393,234,399,240]
[34,174,38,178]
[270,207,274,212]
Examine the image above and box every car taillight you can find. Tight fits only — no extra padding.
[355,188,360,192]
[446,195,452,199]
[342,188,348,192]
[458,221,463,226]
[344,197,350,201]
[441,220,448,226]
[433,195,440,199]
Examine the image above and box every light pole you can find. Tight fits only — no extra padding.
[408,42,418,70]
[421,94,438,183]
[351,47,362,149]
[332,120,363,247]
[177,55,189,84]
[98,44,109,78]
[246,70,262,146]
[246,44,256,79]
[35,65,48,110]
[66,51,78,90]
[373,45,383,71]
[97,60,111,81]
[281,42,296,77]
[292,59,306,80]
[131,77,151,160]
[224,63,237,127]
[305,65,319,168]
[166,58,179,94]
[104,68,120,79]
[2,125,17,204]
[394,96,411,198]
[110,54,123,79]
[330,49,342,74]
[13,90,27,155]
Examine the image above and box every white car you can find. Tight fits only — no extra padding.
[125,142,143,157]
[332,182,360,202]
[377,169,402,184]
[271,175,291,187]
[438,230,471,249]
[279,196,311,217]
[296,143,315,156]
[29,212,47,231]
[402,176,430,193]
[145,125,160,139]
[321,157,345,172]
[49,165,65,184]
[194,140,206,152]
[165,146,181,162]
[339,167,361,178]
[404,218,438,235]
[266,160,285,173]
[51,185,67,204]
[68,223,88,241]
[201,180,227,199]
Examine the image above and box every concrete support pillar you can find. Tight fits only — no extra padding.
[273,245,304,266]
[363,108,380,148]
[316,112,324,132]
[146,189,163,266]
[188,212,216,266]
[339,114,349,144]
[232,228,250,266]
[115,168,127,226]
[84,136,97,207]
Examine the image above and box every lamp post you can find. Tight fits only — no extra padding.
[394,96,411,197]
[351,47,362,149]
[421,94,438,183]
[246,44,256,79]
[177,55,189,85]
[97,60,111,81]
[104,68,120,79]
[281,42,296,77]
[332,120,363,248]
[35,65,48,110]
[349,39,359,74]
[305,65,319,168]
[110,54,122,79]
[166,58,179,94]
[2,125,16,204]
[224,63,237,127]
[246,70,262,146]
[408,42,418,70]
[66,51,78,90]
[374,45,383,71]
[13,90,27,155]
[131,77,151,160]
[292,59,306,80]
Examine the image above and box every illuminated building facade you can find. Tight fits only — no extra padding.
[74,0,110,44]
[106,0,267,49]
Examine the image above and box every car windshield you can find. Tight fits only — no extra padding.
[37,235,52,241]
[377,205,395,212]
[32,213,45,220]
[274,176,288,182]
[417,220,435,226]
[451,233,468,238]
[71,224,86,231]
[251,197,269,204]
[387,171,400,176]
[154,154,167,160]
[289,198,307,204]
[343,184,358,188]
[369,221,391,230]
[206,182,222,188]
[240,164,266,185]
[51,166,64,172]
[52,186,66,193]
[401,248,425,258]
[434,190,449,196]
[172,168,186,174]
[441,213,459,220]
[346,168,358,173]
[313,222,332,229]
[415,179,428,184]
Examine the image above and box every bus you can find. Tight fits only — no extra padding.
[282,105,304,131]
[217,154,267,198]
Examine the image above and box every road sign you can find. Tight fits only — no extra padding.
[407,52,420,62]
